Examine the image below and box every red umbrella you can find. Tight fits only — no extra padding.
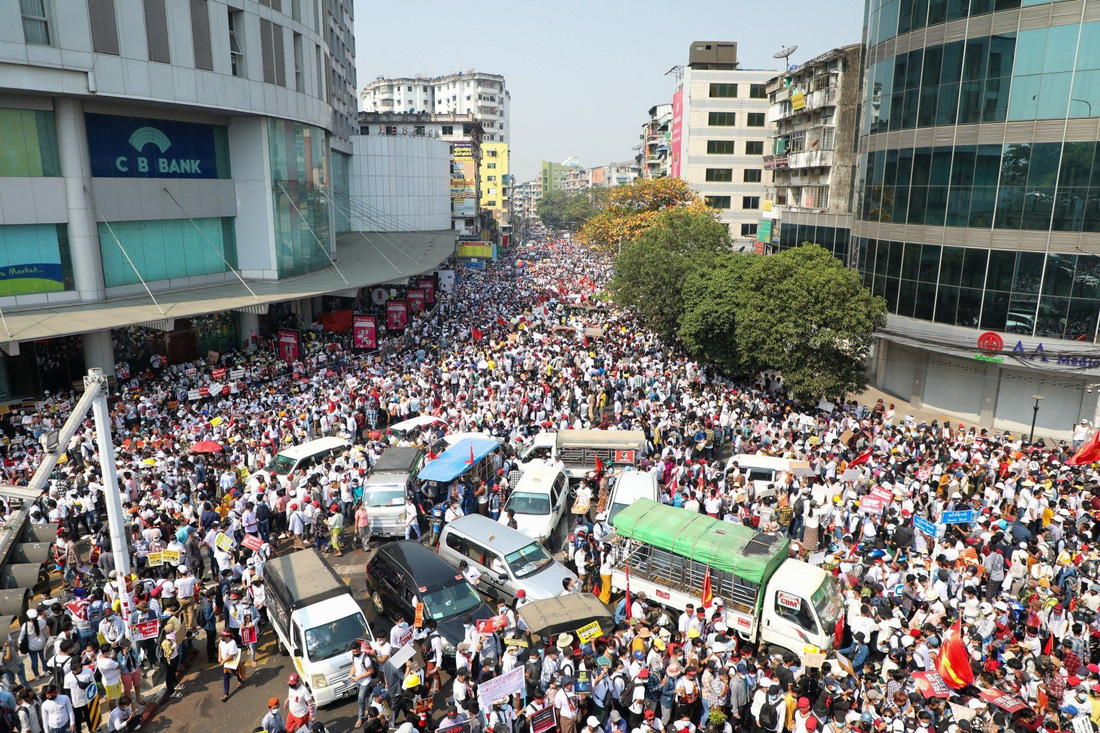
[190,441,223,454]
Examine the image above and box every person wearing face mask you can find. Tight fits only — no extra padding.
[106,694,140,732]
[389,614,411,648]
[351,641,375,729]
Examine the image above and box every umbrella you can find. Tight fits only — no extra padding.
[190,441,223,454]
[142,458,156,466]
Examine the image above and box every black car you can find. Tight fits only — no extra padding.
[365,540,493,660]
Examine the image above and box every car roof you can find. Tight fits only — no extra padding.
[371,446,423,474]
[378,541,463,587]
[389,416,444,433]
[444,514,536,554]
[276,437,350,460]
[514,461,563,492]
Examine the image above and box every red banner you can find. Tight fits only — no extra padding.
[913,671,951,698]
[476,614,507,634]
[386,301,408,332]
[870,486,893,502]
[859,496,886,512]
[241,626,257,645]
[417,281,435,305]
[407,289,425,313]
[242,534,263,551]
[132,620,160,641]
[979,690,1030,713]
[277,330,300,364]
[353,315,377,350]
[212,368,227,380]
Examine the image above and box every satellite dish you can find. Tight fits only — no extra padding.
[774,44,799,65]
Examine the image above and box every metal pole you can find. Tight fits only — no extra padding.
[1029,394,1044,444]
[86,368,133,622]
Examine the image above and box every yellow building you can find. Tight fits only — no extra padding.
[479,142,509,215]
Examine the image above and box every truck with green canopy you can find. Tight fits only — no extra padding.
[610,499,843,656]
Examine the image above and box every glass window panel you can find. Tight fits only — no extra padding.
[957,288,983,328]
[983,76,1010,122]
[902,242,921,280]
[919,243,942,283]
[963,37,989,82]
[923,46,943,85]
[918,87,940,126]
[930,149,953,186]
[875,239,890,276]
[1036,296,1070,338]
[908,186,927,223]
[873,275,887,298]
[915,281,938,319]
[1066,299,1099,342]
[928,0,947,24]
[911,148,932,186]
[1007,74,1042,120]
[975,145,1002,186]
[1025,142,1061,187]
[940,246,964,286]
[1059,142,1095,187]
[898,279,918,317]
[1073,255,1100,299]
[889,91,906,130]
[925,185,948,225]
[947,186,973,226]
[1085,190,1100,232]
[1001,143,1032,187]
[902,88,920,128]
[940,41,964,84]
[987,34,1016,78]
[937,83,961,125]
[951,146,976,186]
[1069,71,1100,118]
[962,249,989,289]
[898,0,915,34]
[1053,187,1088,231]
[885,277,901,311]
[1006,294,1039,335]
[1013,28,1047,77]
[1077,22,1100,71]
[959,80,984,124]
[986,250,1017,291]
[947,0,969,20]
[970,186,997,226]
[1022,187,1055,229]
[1042,253,1077,296]
[1037,72,1073,119]
[1045,24,1080,74]
[935,286,960,324]
[887,241,903,278]
[1013,252,1045,293]
[981,290,1011,331]
[896,148,914,188]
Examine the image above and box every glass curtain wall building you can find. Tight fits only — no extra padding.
[856,0,1100,439]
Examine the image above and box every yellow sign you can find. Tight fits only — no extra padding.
[147,552,163,567]
[162,549,181,565]
[576,621,602,644]
[452,142,473,160]
[214,532,234,552]
[457,243,493,259]
[211,416,223,427]
[791,91,806,111]
[504,637,529,648]
[763,200,773,212]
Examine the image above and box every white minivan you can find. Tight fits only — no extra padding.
[248,437,351,490]
[498,461,568,544]
[723,454,804,500]
[605,470,659,524]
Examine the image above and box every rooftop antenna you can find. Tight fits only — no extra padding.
[774,44,799,69]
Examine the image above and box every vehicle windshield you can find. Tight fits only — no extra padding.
[422,582,483,621]
[505,491,551,516]
[304,613,369,662]
[607,501,630,524]
[812,574,843,626]
[505,542,553,579]
[265,454,297,475]
[363,485,405,507]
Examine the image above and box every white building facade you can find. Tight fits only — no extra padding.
[349,135,453,233]
[360,71,510,144]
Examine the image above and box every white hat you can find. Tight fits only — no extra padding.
[588,716,600,727]
[26,609,37,619]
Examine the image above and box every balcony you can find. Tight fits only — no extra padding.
[763,155,789,171]
[787,149,834,169]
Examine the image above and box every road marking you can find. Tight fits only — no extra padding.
[341,576,352,586]
[332,564,361,574]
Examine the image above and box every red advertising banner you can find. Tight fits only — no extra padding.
[407,289,425,313]
[386,300,408,332]
[242,534,263,551]
[277,330,300,364]
[670,87,684,178]
[353,315,377,350]
[417,280,435,305]
[501,234,510,249]
[913,671,952,698]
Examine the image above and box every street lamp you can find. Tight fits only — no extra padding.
[1029,394,1045,444]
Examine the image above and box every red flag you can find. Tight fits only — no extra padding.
[935,619,975,689]
[595,456,604,475]
[624,562,633,621]
[849,447,873,467]
[1043,633,1054,656]
[427,446,438,461]
[701,565,713,609]
[466,445,475,466]
[1068,430,1100,466]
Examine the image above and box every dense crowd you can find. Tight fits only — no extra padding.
[0,232,1093,733]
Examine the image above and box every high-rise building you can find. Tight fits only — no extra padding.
[0,0,454,399]
[762,44,862,258]
[479,142,510,216]
[856,0,1100,437]
[638,103,673,180]
[541,159,580,193]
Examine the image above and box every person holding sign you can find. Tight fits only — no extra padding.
[218,630,244,702]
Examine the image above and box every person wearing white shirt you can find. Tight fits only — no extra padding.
[40,686,74,733]
[106,695,139,732]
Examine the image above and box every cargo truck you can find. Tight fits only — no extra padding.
[610,499,842,657]
[518,429,646,480]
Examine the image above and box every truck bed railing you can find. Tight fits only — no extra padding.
[621,542,759,615]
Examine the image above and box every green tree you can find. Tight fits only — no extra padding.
[734,244,887,398]
[678,253,754,376]
[609,209,730,338]
[537,189,609,231]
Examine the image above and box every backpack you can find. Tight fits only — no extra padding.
[255,503,270,522]
[759,701,780,731]
[620,675,637,703]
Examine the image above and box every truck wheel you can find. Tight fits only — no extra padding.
[278,639,288,656]
[372,591,385,615]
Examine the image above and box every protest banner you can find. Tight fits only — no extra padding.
[477,667,524,707]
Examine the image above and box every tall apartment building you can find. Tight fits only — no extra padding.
[762,44,862,258]
[0,0,454,399]
[673,42,776,242]
[479,142,509,217]
[856,0,1100,438]
[638,103,673,180]
[541,159,580,194]
[512,180,542,223]
[562,162,639,191]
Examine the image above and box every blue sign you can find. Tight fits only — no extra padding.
[913,515,938,537]
[941,510,975,525]
[85,114,222,179]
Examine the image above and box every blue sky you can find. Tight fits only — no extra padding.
[355,0,866,181]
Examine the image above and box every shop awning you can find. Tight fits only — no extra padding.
[0,230,456,343]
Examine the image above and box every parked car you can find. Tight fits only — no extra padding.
[248,437,351,490]
[605,469,659,525]
[497,460,568,544]
[438,514,576,601]
[362,447,424,537]
[365,540,492,660]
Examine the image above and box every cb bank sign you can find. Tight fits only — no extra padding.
[85,113,224,179]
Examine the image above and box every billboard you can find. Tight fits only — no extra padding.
[670,87,684,178]
[352,315,377,350]
[386,300,408,331]
[0,224,67,296]
[85,114,224,179]
[276,330,301,363]
[451,149,477,218]
[457,243,493,259]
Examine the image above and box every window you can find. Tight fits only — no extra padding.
[228,11,244,77]
[709,112,736,126]
[293,33,304,92]
[709,83,737,97]
[707,140,735,155]
[20,0,51,45]
[746,141,765,155]
[143,0,170,63]
[487,163,497,169]
[705,168,733,182]
[291,0,301,22]
[743,196,761,209]
[741,223,758,236]
[441,125,453,136]
[190,0,212,70]
[705,196,731,209]
[774,593,817,634]
[747,112,766,127]
[749,84,767,99]
[315,46,324,99]
[744,169,762,183]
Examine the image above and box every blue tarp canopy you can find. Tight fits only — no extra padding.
[417,438,499,483]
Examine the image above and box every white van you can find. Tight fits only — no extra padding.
[498,461,568,544]
[723,454,805,499]
[248,437,351,490]
[606,470,659,524]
